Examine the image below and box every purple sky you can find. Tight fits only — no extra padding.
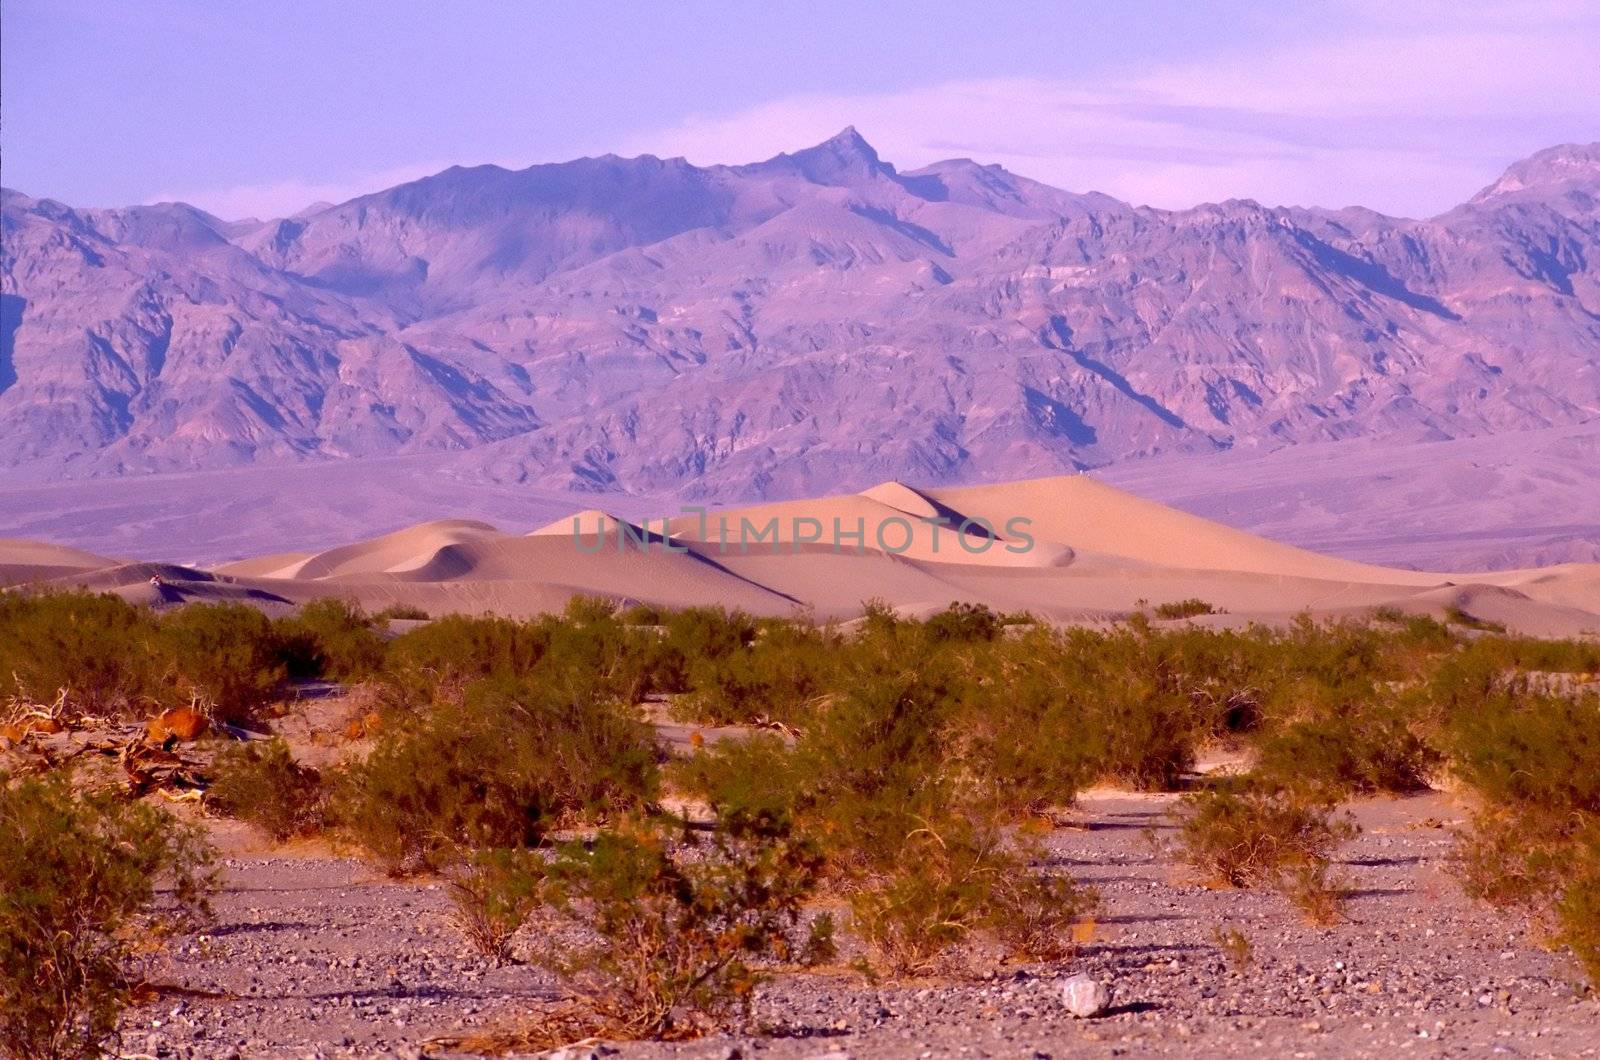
[3,0,1597,219]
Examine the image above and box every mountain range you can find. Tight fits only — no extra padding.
[3,128,1598,507]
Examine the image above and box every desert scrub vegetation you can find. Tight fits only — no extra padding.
[675,627,1099,974]
[0,591,408,725]
[0,591,162,718]
[273,597,387,682]
[334,675,659,874]
[1152,598,1222,620]
[207,737,327,841]
[155,603,287,723]
[0,771,215,1059]
[1172,779,1357,923]
[442,846,546,964]
[532,814,825,1038]
[1447,687,1600,984]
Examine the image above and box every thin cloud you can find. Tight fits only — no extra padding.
[622,24,1600,216]
[149,161,452,222]
[152,7,1600,220]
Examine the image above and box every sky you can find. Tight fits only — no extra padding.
[3,0,1597,220]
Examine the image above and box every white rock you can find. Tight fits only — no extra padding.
[1060,973,1111,1018]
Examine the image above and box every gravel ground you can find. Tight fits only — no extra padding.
[126,790,1598,1059]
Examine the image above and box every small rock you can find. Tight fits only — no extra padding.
[1060,974,1112,1018]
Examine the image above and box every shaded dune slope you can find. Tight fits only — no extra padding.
[3,475,1595,636]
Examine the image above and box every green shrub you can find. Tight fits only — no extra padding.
[536,814,822,1038]
[1554,830,1600,988]
[373,603,430,621]
[0,772,214,1059]
[0,591,160,718]
[335,676,657,873]
[381,615,553,705]
[646,607,760,693]
[1153,598,1221,620]
[1254,705,1439,797]
[155,603,285,722]
[1447,690,1600,985]
[922,602,1003,643]
[849,808,1095,974]
[207,738,326,841]
[273,598,386,681]
[1448,690,1600,826]
[677,621,837,726]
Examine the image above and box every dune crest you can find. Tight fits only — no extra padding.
[3,474,1595,636]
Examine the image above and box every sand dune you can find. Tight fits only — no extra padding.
[0,538,121,587]
[4,475,1596,637]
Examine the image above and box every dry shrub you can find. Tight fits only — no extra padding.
[536,815,823,1039]
[0,772,215,1059]
[1211,924,1254,971]
[207,737,326,841]
[1173,781,1356,921]
[848,810,1095,975]
[443,847,544,964]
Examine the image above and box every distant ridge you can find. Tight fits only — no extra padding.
[3,132,1599,514]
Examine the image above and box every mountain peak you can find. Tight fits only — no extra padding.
[1470,142,1600,204]
[752,125,894,186]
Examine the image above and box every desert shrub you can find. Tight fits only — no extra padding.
[1448,690,1600,826]
[1254,704,1439,797]
[1443,604,1507,633]
[1093,686,1201,789]
[645,607,760,694]
[154,603,285,722]
[0,591,160,718]
[849,809,1094,974]
[922,602,1003,643]
[207,738,326,841]
[677,621,838,726]
[373,602,430,621]
[562,594,622,624]
[1173,781,1357,900]
[956,665,1096,815]
[537,814,823,1038]
[1447,690,1600,984]
[669,733,803,825]
[618,602,664,625]
[443,846,545,964]
[1153,598,1221,620]
[0,772,214,1059]
[273,598,386,681]
[529,608,656,707]
[1554,831,1600,987]
[335,676,657,873]
[381,615,553,705]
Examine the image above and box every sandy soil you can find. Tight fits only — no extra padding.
[123,789,1597,1059]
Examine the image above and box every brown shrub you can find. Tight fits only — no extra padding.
[537,815,823,1038]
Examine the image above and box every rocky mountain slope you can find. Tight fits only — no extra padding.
[3,130,1598,500]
